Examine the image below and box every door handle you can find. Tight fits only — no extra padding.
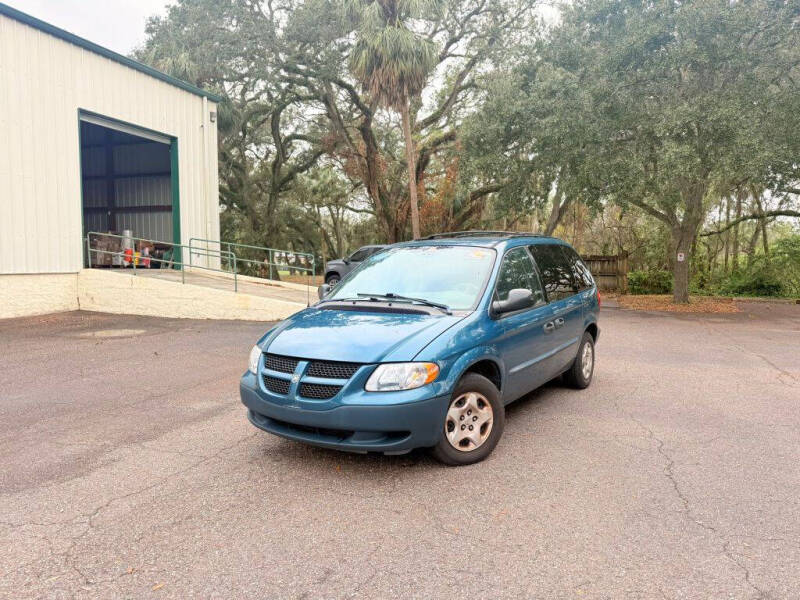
[543,321,555,333]
[554,317,565,328]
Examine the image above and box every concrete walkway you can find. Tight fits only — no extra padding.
[133,268,314,305]
[77,268,310,321]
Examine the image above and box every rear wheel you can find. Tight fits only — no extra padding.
[430,373,505,466]
[563,331,595,389]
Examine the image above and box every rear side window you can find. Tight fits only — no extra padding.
[528,244,577,301]
[495,247,546,306]
[349,248,371,262]
[560,246,594,291]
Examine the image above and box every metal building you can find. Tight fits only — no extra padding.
[0,3,221,315]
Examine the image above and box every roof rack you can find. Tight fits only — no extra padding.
[421,230,543,240]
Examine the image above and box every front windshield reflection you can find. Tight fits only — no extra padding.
[329,246,496,311]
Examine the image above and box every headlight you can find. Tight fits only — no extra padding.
[365,362,439,392]
[248,344,262,374]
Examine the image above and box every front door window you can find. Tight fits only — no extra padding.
[495,247,546,306]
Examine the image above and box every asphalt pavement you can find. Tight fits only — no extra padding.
[1,302,799,599]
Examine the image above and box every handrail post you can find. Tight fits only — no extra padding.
[233,253,238,292]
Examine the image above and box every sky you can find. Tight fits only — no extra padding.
[5,0,170,55]
[6,1,562,57]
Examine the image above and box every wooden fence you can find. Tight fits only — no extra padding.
[583,253,629,293]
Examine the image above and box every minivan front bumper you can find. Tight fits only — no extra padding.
[240,373,449,454]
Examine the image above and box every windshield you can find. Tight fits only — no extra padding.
[328,245,497,310]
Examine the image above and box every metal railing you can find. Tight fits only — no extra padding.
[86,232,239,291]
[189,237,316,282]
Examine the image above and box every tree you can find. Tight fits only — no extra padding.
[281,0,535,242]
[137,0,326,261]
[347,0,439,239]
[461,59,607,236]
[468,0,800,302]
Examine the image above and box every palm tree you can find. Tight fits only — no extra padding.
[347,0,439,240]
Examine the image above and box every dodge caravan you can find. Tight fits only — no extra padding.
[240,232,600,465]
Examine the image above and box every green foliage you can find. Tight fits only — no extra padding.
[716,266,783,298]
[464,0,800,301]
[137,0,800,278]
[628,270,673,295]
[689,233,800,298]
[772,234,800,297]
[346,0,440,109]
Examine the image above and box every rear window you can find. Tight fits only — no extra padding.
[528,244,577,301]
[560,246,594,291]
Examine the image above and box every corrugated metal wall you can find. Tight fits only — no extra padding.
[80,121,174,244]
[0,13,220,274]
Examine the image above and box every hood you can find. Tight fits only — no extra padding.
[265,307,465,363]
[325,259,346,269]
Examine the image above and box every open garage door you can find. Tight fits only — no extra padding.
[80,113,179,265]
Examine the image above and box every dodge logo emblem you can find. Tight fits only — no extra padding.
[291,374,300,383]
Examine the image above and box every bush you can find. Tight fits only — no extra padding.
[717,266,783,297]
[628,269,673,294]
[772,235,800,297]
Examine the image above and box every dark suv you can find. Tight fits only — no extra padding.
[323,245,386,285]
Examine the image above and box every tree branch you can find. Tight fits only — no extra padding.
[330,77,372,118]
[416,58,478,131]
[700,210,800,236]
[627,198,675,227]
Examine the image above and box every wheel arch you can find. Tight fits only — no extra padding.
[440,349,504,394]
[461,359,503,391]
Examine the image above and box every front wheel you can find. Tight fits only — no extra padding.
[325,274,340,286]
[430,373,505,466]
[563,331,595,389]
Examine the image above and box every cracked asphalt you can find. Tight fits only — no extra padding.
[1,303,799,599]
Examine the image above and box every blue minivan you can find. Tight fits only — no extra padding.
[240,232,599,465]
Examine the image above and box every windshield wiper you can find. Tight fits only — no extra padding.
[357,293,451,314]
[317,296,362,304]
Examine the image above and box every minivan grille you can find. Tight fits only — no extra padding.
[306,360,362,379]
[299,383,342,400]
[263,375,291,395]
[264,354,299,374]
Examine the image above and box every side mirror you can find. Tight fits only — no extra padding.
[492,288,534,315]
[317,283,331,299]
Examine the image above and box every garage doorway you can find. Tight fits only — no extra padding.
[79,112,180,265]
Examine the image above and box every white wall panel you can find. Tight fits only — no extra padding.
[0,13,219,274]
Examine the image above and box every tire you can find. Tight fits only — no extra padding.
[563,331,595,389]
[430,373,505,466]
[325,274,340,286]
